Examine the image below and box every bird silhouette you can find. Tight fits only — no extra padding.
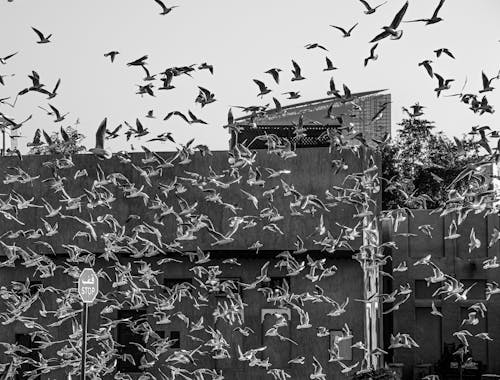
[370,1,409,42]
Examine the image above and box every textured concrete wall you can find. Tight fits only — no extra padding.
[0,147,377,254]
[0,147,381,379]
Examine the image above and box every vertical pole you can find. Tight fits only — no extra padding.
[2,128,5,156]
[80,303,88,380]
[363,216,381,371]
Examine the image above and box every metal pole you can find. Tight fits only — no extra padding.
[80,303,88,380]
[2,128,5,156]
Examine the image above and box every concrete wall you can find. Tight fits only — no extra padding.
[0,147,375,254]
[0,147,381,379]
[383,209,500,379]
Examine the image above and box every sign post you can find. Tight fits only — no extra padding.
[78,268,99,380]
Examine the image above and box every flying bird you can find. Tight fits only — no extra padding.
[104,51,119,63]
[359,0,387,14]
[265,68,282,84]
[89,118,112,159]
[405,0,446,25]
[479,71,496,93]
[434,73,454,97]
[31,27,52,43]
[418,60,434,78]
[0,52,18,64]
[305,43,329,51]
[153,0,178,15]
[48,104,68,123]
[198,62,214,74]
[282,91,301,100]
[434,48,455,59]
[323,57,337,71]
[127,55,148,66]
[364,44,379,66]
[330,23,359,37]
[291,60,305,81]
[370,1,409,43]
[253,79,272,97]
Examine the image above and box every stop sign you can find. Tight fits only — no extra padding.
[78,268,99,304]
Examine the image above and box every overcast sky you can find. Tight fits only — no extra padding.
[0,0,499,152]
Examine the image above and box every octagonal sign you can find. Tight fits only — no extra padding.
[78,268,99,304]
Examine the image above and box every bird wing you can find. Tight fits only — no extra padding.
[343,84,352,98]
[52,79,61,94]
[434,73,444,86]
[127,55,148,66]
[60,126,70,142]
[359,0,372,11]
[154,0,168,13]
[291,60,301,76]
[482,71,489,89]
[95,118,107,149]
[32,128,41,144]
[348,23,359,34]
[136,118,144,133]
[390,1,409,29]
[273,97,281,111]
[330,25,348,35]
[370,43,378,55]
[42,130,53,145]
[370,30,390,43]
[31,27,45,40]
[142,65,152,77]
[2,52,18,61]
[48,104,60,119]
[432,0,445,19]
[253,79,267,93]
[445,49,455,59]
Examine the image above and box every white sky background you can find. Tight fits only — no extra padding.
[0,0,499,152]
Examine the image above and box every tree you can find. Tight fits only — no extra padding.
[27,126,86,156]
[382,109,481,210]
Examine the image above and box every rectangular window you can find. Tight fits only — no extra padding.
[261,277,287,290]
[415,280,442,299]
[15,334,39,380]
[117,309,147,373]
[169,331,181,349]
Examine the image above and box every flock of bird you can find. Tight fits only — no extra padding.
[0,0,499,379]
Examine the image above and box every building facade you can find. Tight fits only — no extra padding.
[0,144,380,380]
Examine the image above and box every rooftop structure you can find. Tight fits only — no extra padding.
[231,90,391,149]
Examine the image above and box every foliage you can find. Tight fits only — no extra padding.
[382,113,482,210]
[27,126,86,156]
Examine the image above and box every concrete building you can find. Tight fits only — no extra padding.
[383,210,500,380]
[0,92,393,380]
[0,147,381,380]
